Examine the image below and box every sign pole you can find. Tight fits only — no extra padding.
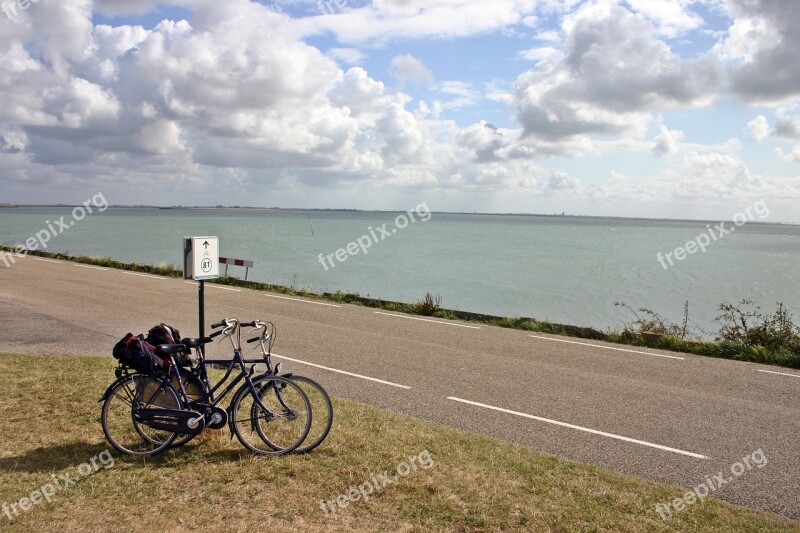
[199,279,205,355]
[184,235,219,357]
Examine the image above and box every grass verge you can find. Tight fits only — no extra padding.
[0,354,797,532]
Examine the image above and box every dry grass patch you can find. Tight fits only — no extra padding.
[0,354,797,532]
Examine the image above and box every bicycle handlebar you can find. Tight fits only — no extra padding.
[209,330,223,339]
[246,337,260,344]
[211,320,226,329]
[241,321,256,328]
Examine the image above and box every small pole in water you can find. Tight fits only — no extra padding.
[308,215,314,236]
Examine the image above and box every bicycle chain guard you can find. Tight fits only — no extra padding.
[134,408,206,435]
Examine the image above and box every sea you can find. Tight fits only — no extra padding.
[1,207,798,338]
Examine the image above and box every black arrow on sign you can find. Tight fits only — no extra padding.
[203,241,209,249]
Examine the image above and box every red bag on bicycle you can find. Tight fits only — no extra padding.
[112,333,165,373]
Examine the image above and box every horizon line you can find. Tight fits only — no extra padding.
[0,204,797,226]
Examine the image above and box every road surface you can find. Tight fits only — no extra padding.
[1,256,797,519]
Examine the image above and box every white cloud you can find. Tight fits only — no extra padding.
[590,150,799,206]
[0,123,28,152]
[519,45,561,64]
[138,119,185,155]
[436,81,480,110]
[389,54,435,87]
[652,125,684,157]
[1,0,799,220]
[713,15,781,63]
[722,0,800,102]
[670,151,761,198]
[327,47,367,65]
[0,0,573,200]
[547,171,580,191]
[93,0,165,15]
[746,115,770,142]
[776,145,800,163]
[513,0,721,140]
[625,0,704,37]
[293,0,540,45]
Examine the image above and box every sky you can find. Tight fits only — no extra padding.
[0,0,798,221]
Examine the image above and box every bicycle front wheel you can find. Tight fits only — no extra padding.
[230,376,311,455]
[256,375,333,454]
[101,374,178,456]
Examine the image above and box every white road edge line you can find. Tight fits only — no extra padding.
[447,396,707,460]
[74,264,108,271]
[184,281,241,292]
[529,334,684,360]
[757,369,800,379]
[33,258,62,264]
[121,271,163,280]
[374,311,480,329]
[209,285,241,292]
[264,294,340,307]
[272,352,411,389]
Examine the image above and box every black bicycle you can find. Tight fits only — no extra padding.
[245,320,333,454]
[100,317,312,456]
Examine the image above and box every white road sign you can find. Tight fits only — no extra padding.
[184,236,219,281]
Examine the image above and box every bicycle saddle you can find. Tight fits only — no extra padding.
[156,344,187,355]
[180,337,213,347]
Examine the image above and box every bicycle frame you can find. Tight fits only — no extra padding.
[244,320,279,375]
[167,318,281,419]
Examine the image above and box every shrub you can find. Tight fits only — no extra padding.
[416,293,442,316]
[716,300,800,352]
[615,301,690,339]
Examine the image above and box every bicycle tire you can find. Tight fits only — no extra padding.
[230,375,311,455]
[254,374,333,454]
[101,374,178,456]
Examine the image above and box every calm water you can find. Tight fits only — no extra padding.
[1,207,798,337]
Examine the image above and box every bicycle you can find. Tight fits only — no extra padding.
[244,320,334,454]
[100,318,312,456]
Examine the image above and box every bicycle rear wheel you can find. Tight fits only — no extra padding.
[230,375,311,455]
[101,374,178,456]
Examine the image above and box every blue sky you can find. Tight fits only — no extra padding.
[1,0,799,221]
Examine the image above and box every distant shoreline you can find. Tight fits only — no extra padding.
[1,204,798,226]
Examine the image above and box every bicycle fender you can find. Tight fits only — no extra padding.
[98,379,122,402]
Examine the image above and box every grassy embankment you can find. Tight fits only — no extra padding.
[3,246,800,369]
[1,353,797,532]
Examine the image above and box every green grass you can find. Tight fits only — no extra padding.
[4,246,799,369]
[0,354,797,532]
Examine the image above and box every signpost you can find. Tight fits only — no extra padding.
[184,237,220,349]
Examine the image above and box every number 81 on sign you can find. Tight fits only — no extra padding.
[183,236,220,281]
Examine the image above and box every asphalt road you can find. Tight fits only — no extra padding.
[1,256,798,519]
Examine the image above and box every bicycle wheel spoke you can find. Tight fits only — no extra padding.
[231,376,311,455]
[279,375,334,454]
[101,374,178,456]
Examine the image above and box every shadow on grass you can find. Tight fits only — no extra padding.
[0,441,112,473]
[126,441,328,468]
[1,438,317,474]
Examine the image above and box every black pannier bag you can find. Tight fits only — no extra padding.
[145,323,193,366]
[146,323,181,346]
[112,333,165,373]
